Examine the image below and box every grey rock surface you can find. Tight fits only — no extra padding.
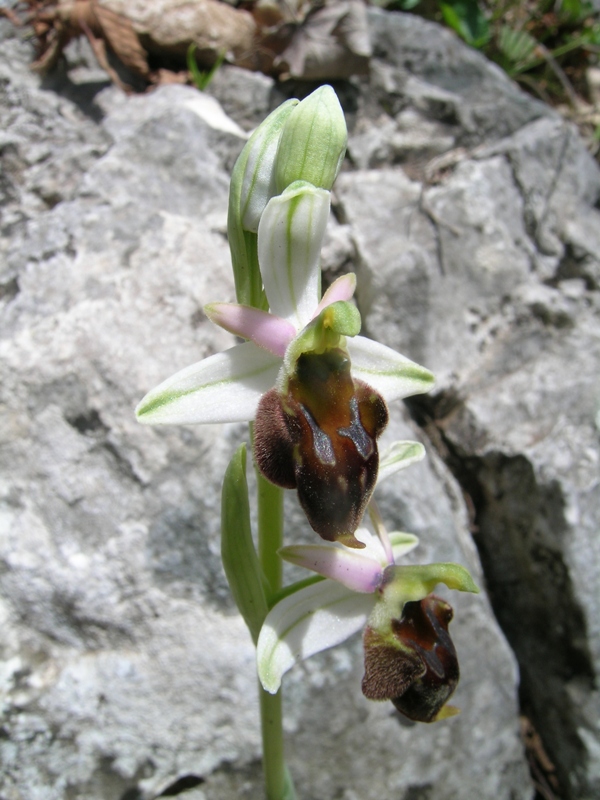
[1,7,597,800]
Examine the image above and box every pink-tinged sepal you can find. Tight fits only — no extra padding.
[205,303,296,357]
[362,594,459,723]
[279,542,385,593]
[313,273,357,318]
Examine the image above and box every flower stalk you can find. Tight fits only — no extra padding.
[256,476,291,798]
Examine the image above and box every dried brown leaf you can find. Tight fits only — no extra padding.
[94,3,150,76]
[275,0,371,80]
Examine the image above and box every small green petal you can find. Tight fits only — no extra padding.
[369,562,479,633]
[282,301,362,381]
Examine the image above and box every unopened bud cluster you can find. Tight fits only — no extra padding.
[228,86,347,307]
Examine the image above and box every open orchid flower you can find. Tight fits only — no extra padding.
[136,179,434,547]
[257,509,478,721]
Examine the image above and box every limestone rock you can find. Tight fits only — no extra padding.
[7,7,599,799]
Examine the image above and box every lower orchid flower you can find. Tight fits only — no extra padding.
[136,179,434,547]
[257,508,478,722]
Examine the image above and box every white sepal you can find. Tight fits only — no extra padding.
[258,182,330,331]
[257,580,375,694]
[347,336,435,402]
[135,341,280,425]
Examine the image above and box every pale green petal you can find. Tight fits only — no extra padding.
[347,336,435,402]
[257,580,375,694]
[388,531,420,562]
[136,342,280,425]
[258,181,330,330]
[377,441,426,483]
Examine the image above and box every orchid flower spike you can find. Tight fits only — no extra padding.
[257,509,479,722]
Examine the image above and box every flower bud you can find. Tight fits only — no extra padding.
[237,99,298,233]
[227,99,298,306]
[274,86,347,193]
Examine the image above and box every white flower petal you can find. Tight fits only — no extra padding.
[279,541,383,593]
[258,183,330,330]
[136,341,281,425]
[257,580,375,694]
[377,441,426,483]
[347,336,435,402]
[353,526,390,566]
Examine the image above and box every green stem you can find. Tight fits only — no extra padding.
[259,686,286,800]
[245,231,268,311]
[255,451,296,799]
[257,471,284,601]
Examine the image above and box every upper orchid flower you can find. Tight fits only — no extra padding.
[136,179,434,546]
[257,508,479,722]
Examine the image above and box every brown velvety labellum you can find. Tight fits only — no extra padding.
[253,348,388,547]
[391,596,458,723]
[362,595,459,723]
[394,595,458,723]
[362,626,425,701]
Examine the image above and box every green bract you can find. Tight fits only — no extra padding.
[228,99,298,307]
[221,444,269,643]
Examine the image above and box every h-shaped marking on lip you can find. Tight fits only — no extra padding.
[337,396,374,460]
[299,404,336,466]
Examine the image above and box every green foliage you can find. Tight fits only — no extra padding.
[187,44,225,92]
[385,0,600,108]
[438,0,490,47]
[497,24,538,70]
